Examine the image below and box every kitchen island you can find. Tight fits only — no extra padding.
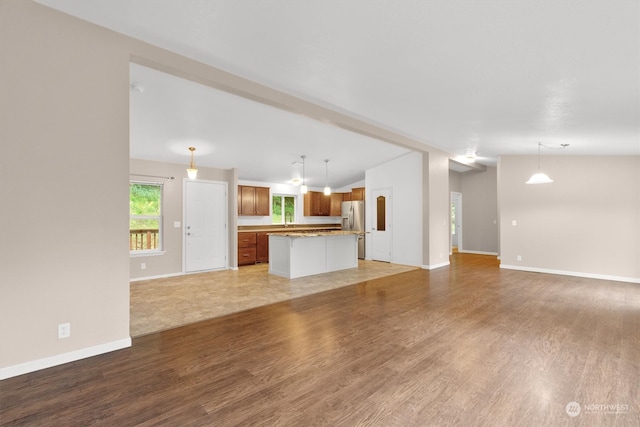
[268,231,362,279]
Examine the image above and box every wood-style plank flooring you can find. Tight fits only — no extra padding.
[1,254,639,426]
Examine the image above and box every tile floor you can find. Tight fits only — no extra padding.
[130,260,417,336]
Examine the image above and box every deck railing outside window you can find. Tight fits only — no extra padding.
[130,229,159,251]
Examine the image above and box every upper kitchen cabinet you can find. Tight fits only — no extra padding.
[238,185,270,216]
[304,191,345,216]
[304,191,328,216]
[330,193,343,216]
[351,187,365,201]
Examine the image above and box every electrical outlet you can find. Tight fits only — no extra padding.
[58,323,70,339]
[141,263,146,270]
[517,255,522,261]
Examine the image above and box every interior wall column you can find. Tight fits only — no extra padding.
[422,150,451,269]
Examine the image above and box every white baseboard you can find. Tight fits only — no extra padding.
[0,337,132,380]
[130,271,184,282]
[130,266,232,282]
[423,261,450,270]
[500,264,640,284]
[459,250,498,256]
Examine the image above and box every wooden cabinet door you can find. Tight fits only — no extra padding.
[351,187,365,201]
[256,232,269,262]
[330,193,343,216]
[342,192,352,201]
[320,193,331,216]
[254,187,270,216]
[304,191,321,216]
[239,186,255,215]
[238,185,270,216]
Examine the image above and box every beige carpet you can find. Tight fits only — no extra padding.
[130,260,417,337]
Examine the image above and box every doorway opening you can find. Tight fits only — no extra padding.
[451,192,462,254]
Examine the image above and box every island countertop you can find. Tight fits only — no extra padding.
[268,230,364,237]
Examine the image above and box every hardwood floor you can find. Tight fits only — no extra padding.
[1,254,638,426]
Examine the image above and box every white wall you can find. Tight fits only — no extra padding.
[1,1,131,378]
[499,155,639,282]
[366,152,424,267]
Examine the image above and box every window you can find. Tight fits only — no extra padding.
[130,182,162,252]
[272,195,296,224]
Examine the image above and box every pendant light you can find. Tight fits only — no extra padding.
[300,155,308,194]
[186,146,198,180]
[526,142,553,184]
[323,159,331,196]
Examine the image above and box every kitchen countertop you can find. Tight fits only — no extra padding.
[238,227,341,233]
[269,230,364,237]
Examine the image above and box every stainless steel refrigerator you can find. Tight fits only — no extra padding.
[341,200,365,259]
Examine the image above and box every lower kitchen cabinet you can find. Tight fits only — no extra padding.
[238,232,257,266]
[257,232,269,263]
[238,232,270,265]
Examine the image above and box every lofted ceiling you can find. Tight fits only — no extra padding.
[37,0,640,186]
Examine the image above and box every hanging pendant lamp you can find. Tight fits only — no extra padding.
[300,155,308,194]
[526,142,553,184]
[186,146,198,180]
[323,159,331,195]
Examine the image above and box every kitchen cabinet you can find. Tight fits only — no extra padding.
[238,232,257,265]
[343,192,352,201]
[351,187,365,201]
[238,185,270,216]
[304,191,327,216]
[330,193,343,216]
[256,232,269,263]
[304,191,348,216]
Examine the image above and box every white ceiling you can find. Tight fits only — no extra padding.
[38,0,640,186]
[129,63,409,187]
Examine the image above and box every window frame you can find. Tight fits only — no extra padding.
[271,194,297,225]
[129,181,164,254]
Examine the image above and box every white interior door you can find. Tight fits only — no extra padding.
[371,189,391,262]
[185,180,227,272]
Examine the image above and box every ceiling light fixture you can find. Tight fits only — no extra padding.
[130,83,144,93]
[323,159,331,196]
[526,142,553,184]
[300,155,308,194]
[186,146,198,180]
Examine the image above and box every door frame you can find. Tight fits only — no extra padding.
[183,179,229,273]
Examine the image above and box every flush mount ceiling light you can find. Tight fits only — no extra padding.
[465,149,477,162]
[323,159,331,196]
[186,146,198,180]
[130,83,144,93]
[300,155,308,195]
[526,142,553,184]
